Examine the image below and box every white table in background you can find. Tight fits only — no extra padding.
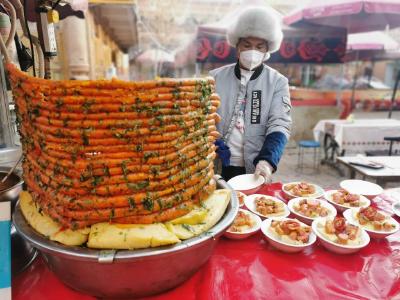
[337,156,400,187]
[313,119,400,154]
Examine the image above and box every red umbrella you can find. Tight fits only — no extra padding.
[284,0,400,33]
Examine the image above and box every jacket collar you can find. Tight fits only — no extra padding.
[234,61,264,81]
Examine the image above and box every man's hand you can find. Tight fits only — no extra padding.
[254,160,273,183]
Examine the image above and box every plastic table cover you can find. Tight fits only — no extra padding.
[12,183,400,300]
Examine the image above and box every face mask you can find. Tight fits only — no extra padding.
[239,50,270,70]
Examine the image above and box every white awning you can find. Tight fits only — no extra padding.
[90,2,138,52]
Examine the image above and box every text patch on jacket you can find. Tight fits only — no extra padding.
[251,90,261,124]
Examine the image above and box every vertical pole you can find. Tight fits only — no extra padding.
[300,146,304,171]
[388,69,400,119]
[297,144,300,167]
[389,141,393,156]
[350,51,359,111]
[85,14,95,79]
[62,16,90,79]
[368,61,375,85]
[336,64,345,112]
[314,147,317,170]
[303,64,311,87]
[36,3,58,79]
[36,7,51,79]
[0,58,13,148]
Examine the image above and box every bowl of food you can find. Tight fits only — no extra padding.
[312,216,370,254]
[282,182,324,200]
[235,191,246,208]
[324,189,370,213]
[0,166,23,210]
[340,180,383,200]
[227,174,264,195]
[14,179,239,299]
[224,209,262,240]
[288,197,337,225]
[261,218,316,253]
[343,206,399,239]
[244,194,290,219]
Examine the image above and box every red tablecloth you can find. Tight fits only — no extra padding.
[13,184,400,300]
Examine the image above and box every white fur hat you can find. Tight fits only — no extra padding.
[227,6,283,53]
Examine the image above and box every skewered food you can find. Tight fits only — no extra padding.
[8,63,221,230]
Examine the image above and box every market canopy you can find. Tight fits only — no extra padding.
[284,0,400,33]
[269,25,347,64]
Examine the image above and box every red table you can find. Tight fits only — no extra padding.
[13,184,400,300]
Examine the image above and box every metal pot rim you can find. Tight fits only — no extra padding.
[13,177,238,263]
[0,167,23,195]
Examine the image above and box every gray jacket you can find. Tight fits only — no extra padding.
[210,62,292,173]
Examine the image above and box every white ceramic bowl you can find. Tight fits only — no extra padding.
[224,209,262,240]
[244,194,290,219]
[227,174,264,194]
[392,202,400,218]
[235,191,247,208]
[261,218,316,253]
[311,218,370,254]
[340,180,383,199]
[288,197,337,225]
[282,182,324,200]
[324,190,371,213]
[343,208,399,239]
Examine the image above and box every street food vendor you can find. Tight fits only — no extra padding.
[211,6,292,182]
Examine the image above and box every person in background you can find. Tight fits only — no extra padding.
[210,6,292,182]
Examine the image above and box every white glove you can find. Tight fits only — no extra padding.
[254,160,274,183]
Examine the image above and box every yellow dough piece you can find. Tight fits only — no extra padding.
[166,189,231,240]
[87,223,180,249]
[20,191,90,246]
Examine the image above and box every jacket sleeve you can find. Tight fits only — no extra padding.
[253,76,292,171]
[253,131,287,171]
